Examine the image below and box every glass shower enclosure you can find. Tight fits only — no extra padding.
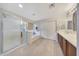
[0,9,28,55]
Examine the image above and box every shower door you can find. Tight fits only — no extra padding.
[20,22,28,45]
[0,11,29,54]
[3,14,21,52]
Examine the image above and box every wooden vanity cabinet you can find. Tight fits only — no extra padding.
[58,33,76,56]
[58,34,63,49]
[58,34,67,55]
[66,41,76,56]
[62,38,67,56]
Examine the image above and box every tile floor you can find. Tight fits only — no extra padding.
[4,37,63,56]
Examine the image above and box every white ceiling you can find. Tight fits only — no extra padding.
[0,3,76,22]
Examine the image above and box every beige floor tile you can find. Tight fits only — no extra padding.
[5,38,63,56]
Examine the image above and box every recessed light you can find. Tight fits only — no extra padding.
[49,3,55,8]
[19,4,23,8]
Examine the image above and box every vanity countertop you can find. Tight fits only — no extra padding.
[57,30,77,47]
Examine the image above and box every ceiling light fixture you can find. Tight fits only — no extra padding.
[19,4,23,8]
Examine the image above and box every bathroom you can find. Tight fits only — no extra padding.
[0,3,77,56]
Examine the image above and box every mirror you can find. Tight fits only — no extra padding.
[67,20,73,30]
[73,11,77,31]
[67,10,77,31]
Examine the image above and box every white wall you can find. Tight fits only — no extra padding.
[0,10,3,54]
[77,4,79,56]
[35,19,57,40]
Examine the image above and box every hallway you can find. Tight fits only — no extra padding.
[4,38,63,56]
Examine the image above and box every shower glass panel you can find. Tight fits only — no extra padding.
[3,14,21,52]
[20,21,28,45]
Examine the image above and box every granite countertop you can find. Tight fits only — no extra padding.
[58,30,77,47]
